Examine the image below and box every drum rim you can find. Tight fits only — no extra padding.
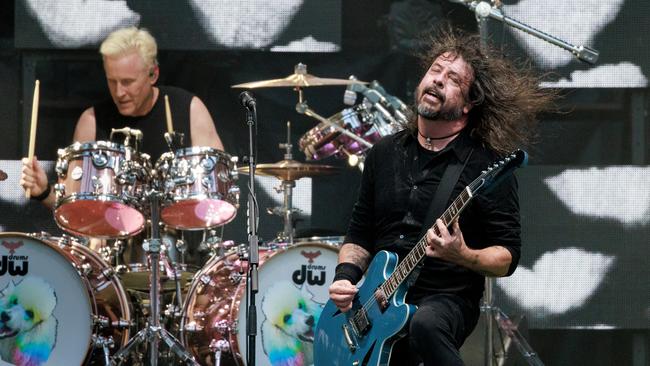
[58,140,130,156]
[157,146,232,160]
[0,232,130,364]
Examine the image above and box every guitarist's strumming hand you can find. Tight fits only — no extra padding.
[328,280,359,312]
[425,219,469,264]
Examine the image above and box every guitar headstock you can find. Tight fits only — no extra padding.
[468,149,528,196]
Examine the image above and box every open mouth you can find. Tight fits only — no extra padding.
[0,325,18,339]
[423,88,444,103]
[299,329,315,343]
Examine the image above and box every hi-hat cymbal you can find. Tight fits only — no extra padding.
[232,63,367,89]
[238,159,341,180]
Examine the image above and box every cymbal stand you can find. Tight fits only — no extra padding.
[111,191,199,366]
[267,121,302,244]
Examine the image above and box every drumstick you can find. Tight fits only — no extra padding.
[25,79,40,199]
[164,94,174,134]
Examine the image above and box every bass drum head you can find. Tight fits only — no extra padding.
[239,242,339,366]
[0,233,93,365]
[181,240,340,366]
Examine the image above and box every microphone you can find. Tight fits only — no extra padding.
[239,91,256,110]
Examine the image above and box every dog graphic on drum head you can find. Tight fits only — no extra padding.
[0,277,58,366]
[261,281,323,366]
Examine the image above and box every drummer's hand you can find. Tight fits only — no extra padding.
[20,156,48,197]
[329,279,358,312]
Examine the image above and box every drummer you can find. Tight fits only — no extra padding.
[20,26,225,206]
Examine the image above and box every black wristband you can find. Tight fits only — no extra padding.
[31,182,51,201]
[333,262,363,285]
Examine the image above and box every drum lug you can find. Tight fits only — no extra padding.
[53,183,66,198]
[92,334,115,349]
[55,154,68,177]
[184,321,205,332]
[230,156,239,180]
[201,175,214,189]
[91,176,103,192]
[211,319,233,335]
[81,263,93,276]
[228,186,240,201]
[209,339,231,353]
[93,315,110,328]
[111,319,133,329]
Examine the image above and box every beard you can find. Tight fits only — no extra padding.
[417,101,464,121]
[416,86,465,121]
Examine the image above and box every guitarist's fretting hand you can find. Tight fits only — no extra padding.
[329,280,359,312]
[425,219,468,264]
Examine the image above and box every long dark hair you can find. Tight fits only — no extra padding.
[412,26,557,155]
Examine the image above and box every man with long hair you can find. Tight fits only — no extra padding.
[328,26,555,365]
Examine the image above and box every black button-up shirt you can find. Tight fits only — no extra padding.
[344,129,521,303]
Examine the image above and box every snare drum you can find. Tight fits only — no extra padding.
[156,147,239,230]
[180,238,341,366]
[0,232,132,365]
[54,141,152,239]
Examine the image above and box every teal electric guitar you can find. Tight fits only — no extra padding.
[314,150,528,366]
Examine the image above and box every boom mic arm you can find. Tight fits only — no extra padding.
[449,0,599,65]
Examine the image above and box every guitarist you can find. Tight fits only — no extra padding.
[328,27,555,366]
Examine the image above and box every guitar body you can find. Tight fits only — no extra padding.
[314,251,416,366]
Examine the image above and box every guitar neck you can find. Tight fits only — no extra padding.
[379,186,474,299]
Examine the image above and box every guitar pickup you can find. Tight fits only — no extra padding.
[350,308,371,336]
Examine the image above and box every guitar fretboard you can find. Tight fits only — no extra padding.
[379,186,474,298]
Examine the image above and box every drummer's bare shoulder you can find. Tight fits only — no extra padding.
[72,107,97,143]
[189,96,224,151]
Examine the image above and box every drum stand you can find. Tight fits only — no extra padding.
[111,191,199,366]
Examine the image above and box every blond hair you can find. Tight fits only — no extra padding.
[99,27,158,69]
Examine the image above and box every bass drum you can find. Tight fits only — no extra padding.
[0,233,132,365]
[180,238,342,366]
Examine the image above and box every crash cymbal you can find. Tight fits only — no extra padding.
[238,159,341,180]
[232,63,367,89]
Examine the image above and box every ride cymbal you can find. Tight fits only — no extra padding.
[232,63,367,89]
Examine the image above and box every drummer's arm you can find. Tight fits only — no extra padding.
[189,96,224,150]
[73,107,97,143]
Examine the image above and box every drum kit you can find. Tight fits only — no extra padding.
[1,63,409,365]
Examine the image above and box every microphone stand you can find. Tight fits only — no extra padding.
[244,103,260,366]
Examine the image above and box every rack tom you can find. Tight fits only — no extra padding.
[156,147,239,230]
[54,141,152,239]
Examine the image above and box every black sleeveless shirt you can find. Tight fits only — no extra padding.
[93,85,193,160]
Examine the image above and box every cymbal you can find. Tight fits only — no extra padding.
[238,160,341,180]
[232,63,367,89]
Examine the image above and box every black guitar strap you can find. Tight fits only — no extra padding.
[406,147,474,288]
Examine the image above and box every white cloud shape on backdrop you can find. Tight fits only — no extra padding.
[24,0,140,47]
[271,36,340,52]
[540,62,648,88]
[498,247,615,315]
[544,166,650,226]
[188,0,303,48]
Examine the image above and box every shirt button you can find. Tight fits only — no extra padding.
[399,234,404,239]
